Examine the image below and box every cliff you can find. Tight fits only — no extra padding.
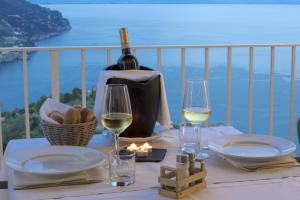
[0,0,71,63]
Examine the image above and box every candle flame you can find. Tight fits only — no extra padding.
[127,143,139,151]
[143,142,152,149]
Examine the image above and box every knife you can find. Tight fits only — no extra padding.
[14,179,104,190]
[0,178,105,190]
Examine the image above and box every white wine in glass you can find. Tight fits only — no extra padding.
[102,113,132,134]
[183,80,211,159]
[183,107,211,124]
[101,84,132,154]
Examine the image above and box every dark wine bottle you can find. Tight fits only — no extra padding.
[118,28,139,70]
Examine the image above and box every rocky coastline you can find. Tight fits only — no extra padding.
[0,0,71,63]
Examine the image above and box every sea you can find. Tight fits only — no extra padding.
[1,4,300,144]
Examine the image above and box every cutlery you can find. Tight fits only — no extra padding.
[15,179,105,190]
[220,154,300,172]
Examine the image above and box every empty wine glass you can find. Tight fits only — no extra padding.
[101,84,133,154]
[182,80,211,159]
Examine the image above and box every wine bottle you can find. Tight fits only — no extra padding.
[118,28,140,70]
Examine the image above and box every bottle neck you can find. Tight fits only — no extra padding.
[120,28,130,53]
[122,47,131,54]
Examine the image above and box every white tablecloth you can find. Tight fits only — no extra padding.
[59,177,300,200]
[1,126,300,200]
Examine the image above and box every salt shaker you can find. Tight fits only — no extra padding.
[176,154,189,189]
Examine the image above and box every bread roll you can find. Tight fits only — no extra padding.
[81,108,94,123]
[64,108,81,124]
[49,111,64,124]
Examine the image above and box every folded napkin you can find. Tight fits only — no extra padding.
[220,155,299,171]
[11,166,107,190]
[93,70,172,128]
[39,98,72,124]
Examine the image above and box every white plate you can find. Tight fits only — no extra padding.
[6,146,105,175]
[208,134,296,161]
[119,124,169,143]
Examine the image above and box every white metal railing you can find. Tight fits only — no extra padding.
[0,44,299,164]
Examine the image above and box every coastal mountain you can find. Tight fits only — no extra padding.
[0,0,71,62]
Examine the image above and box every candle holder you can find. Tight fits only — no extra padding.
[126,143,167,162]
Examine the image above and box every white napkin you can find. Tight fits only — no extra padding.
[11,166,107,190]
[93,70,172,128]
[220,155,299,171]
[39,98,73,124]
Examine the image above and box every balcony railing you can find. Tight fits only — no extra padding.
[0,44,299,165]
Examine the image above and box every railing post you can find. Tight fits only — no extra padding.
[269,46,275,135]
[50,50,60,101]
[0,103,3,166]
[157,48,162,71]
[107,48,111,65]
[248,47,254,134]
[181,48,186,122]
[289,46,296,140]
[23,50,30,139]
[205,48,209,80]
[81,49,87,108]
[205,48,209,127]
[227,47,232,126]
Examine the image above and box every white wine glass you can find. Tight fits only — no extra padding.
[101,84,133,154]
[183,80,211,159]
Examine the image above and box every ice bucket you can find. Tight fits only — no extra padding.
[105,65,160,138]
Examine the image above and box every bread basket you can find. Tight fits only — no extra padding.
[40,118,97,146]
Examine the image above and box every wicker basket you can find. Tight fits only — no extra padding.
[40,118,97,146]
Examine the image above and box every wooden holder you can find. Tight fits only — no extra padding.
[158,160,207,199]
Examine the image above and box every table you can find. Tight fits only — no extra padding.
[1,126,300,200]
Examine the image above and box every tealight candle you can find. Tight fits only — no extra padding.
[127,143,153,157]
[127,143,139,151]
[142,142,152,153]
[136,146,149,157]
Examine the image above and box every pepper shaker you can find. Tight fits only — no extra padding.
[176,154,189,189]
[183,151,196,175]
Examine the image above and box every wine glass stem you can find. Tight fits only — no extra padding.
[114,133,120,153]
[194,125,201,151]
[194,124,209,159]
[114,133,121,165]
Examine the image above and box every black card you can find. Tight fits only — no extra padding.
[135,148,167,162]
